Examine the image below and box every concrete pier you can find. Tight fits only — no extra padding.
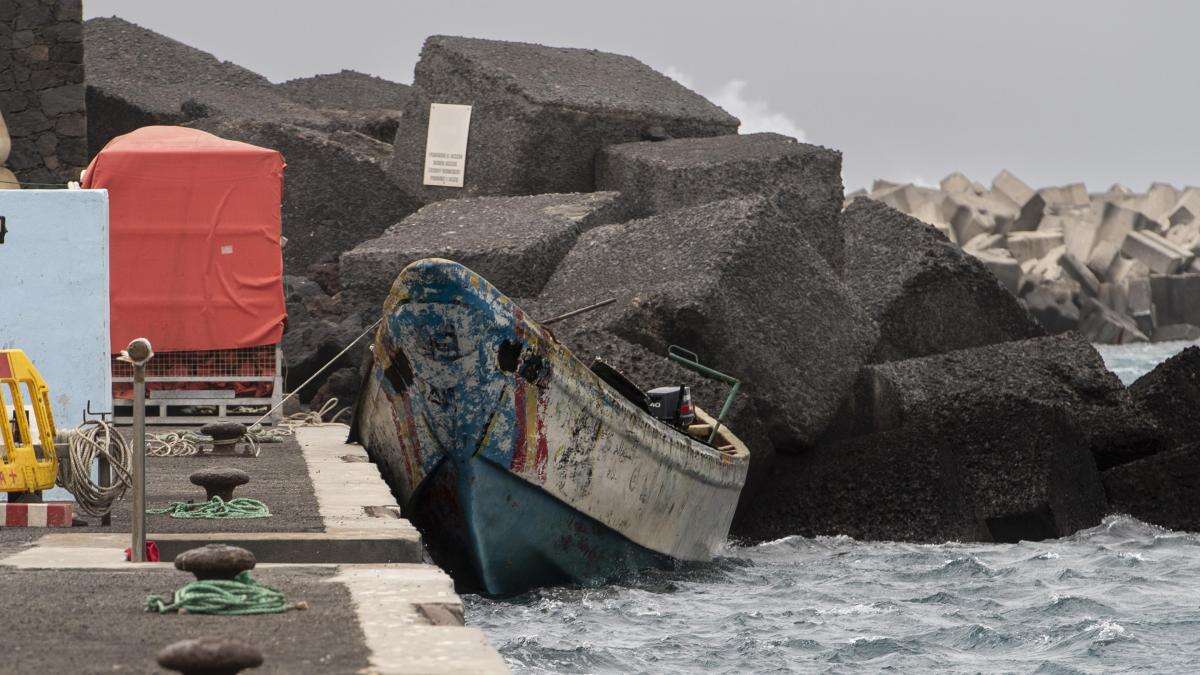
[0,425,507,673]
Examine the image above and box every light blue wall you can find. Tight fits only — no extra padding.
[0,189,111,502]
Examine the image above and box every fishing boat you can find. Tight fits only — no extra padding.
[353,258,750,596]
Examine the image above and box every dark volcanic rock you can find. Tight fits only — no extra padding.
[341,192,626,319]
[277,70,412,143]
[1103,443,1200,531]
[84,17,329,156]
[828,334,1165,471]
[537,197,879,450]
[733,398,1109,544]
[189,117,417,274]
[309,366,362,416]
[842,198,1045,362]
[388,35,738,204]
[1128,346,1200,450]
[277,69,410,111]
[281,276,365,403]
[596,133,845,271]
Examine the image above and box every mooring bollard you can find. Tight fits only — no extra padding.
[174,544,257,581]
[121,337,154,562]
[189,467,251,502]
[156,638,264,675]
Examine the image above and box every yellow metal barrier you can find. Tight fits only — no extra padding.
[0,350,59,495]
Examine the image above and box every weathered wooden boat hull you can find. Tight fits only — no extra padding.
[356,258,749,595]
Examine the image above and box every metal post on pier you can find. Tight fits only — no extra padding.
[122,338,154,562]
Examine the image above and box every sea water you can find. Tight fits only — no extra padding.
[466,340,1200,673]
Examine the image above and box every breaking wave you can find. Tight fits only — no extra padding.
[467,515,1200,672]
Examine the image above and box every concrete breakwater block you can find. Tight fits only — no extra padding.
[536,196,878,450]
[388,35,738,203]
[1127,346,1200,450]
[1103,443,1200,533]
[827,334,1165,471]
[276,69,412,143]
[1151,273,1200,327]
[190,117,418,274]
[733,400,1109,544]
[83,17,327,156]
[841,198,1043,363]
[596,132,845,271]
[1023,283,1080,334]
[341,191,626,317]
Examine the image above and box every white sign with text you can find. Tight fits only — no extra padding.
[422,103,472,187]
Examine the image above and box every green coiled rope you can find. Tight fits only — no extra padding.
[145,571,307,615]
[145,496,271,519]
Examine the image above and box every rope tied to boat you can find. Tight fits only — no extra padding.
[145,496,271,519]
[145,571,307,615]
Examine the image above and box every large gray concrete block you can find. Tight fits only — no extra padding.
[1022,283,1080,334]
[595,133,844,271]
[943,188,1019,243]
[828,334,1164,471]
[388,35,738,204]
[1013,183,1091,231]
[940,171,972,193]
[992,169,1036,210]
[1151,273,1200,326]
[1078,297,1149,345]
[733,399,1108,544]
[842,198,1043,363]
[84,17,329,156]
[537,196,879,450]
[340,192,626,318]
[1168,187,1200,228]
[1122,230,1192,274]
[189,117,418,275]
[1007,230,1064,263]
[1137,182,1179,225]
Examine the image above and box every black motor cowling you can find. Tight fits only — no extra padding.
[646,386,695,429]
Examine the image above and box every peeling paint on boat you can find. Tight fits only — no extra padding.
[356,258,750,594]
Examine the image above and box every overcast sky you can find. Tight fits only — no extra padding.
[86,0,1199,191]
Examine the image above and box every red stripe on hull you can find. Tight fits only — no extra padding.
[534,392,549,481]
[511,382,527,473]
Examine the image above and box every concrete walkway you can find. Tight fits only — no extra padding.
[0,425,507,673]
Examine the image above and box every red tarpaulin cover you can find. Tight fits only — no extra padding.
[82,126,287,353]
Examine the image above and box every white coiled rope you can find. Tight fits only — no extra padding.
[56,420,134,517]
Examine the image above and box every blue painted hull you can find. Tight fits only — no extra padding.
[355,259,749,597]
[410,452,671,596]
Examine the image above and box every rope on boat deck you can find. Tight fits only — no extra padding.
[145,496,271,519]
[145,571,307,615]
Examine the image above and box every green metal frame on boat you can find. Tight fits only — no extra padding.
[667,345,741,445]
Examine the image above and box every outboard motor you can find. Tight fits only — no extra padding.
[646,386,695,429]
